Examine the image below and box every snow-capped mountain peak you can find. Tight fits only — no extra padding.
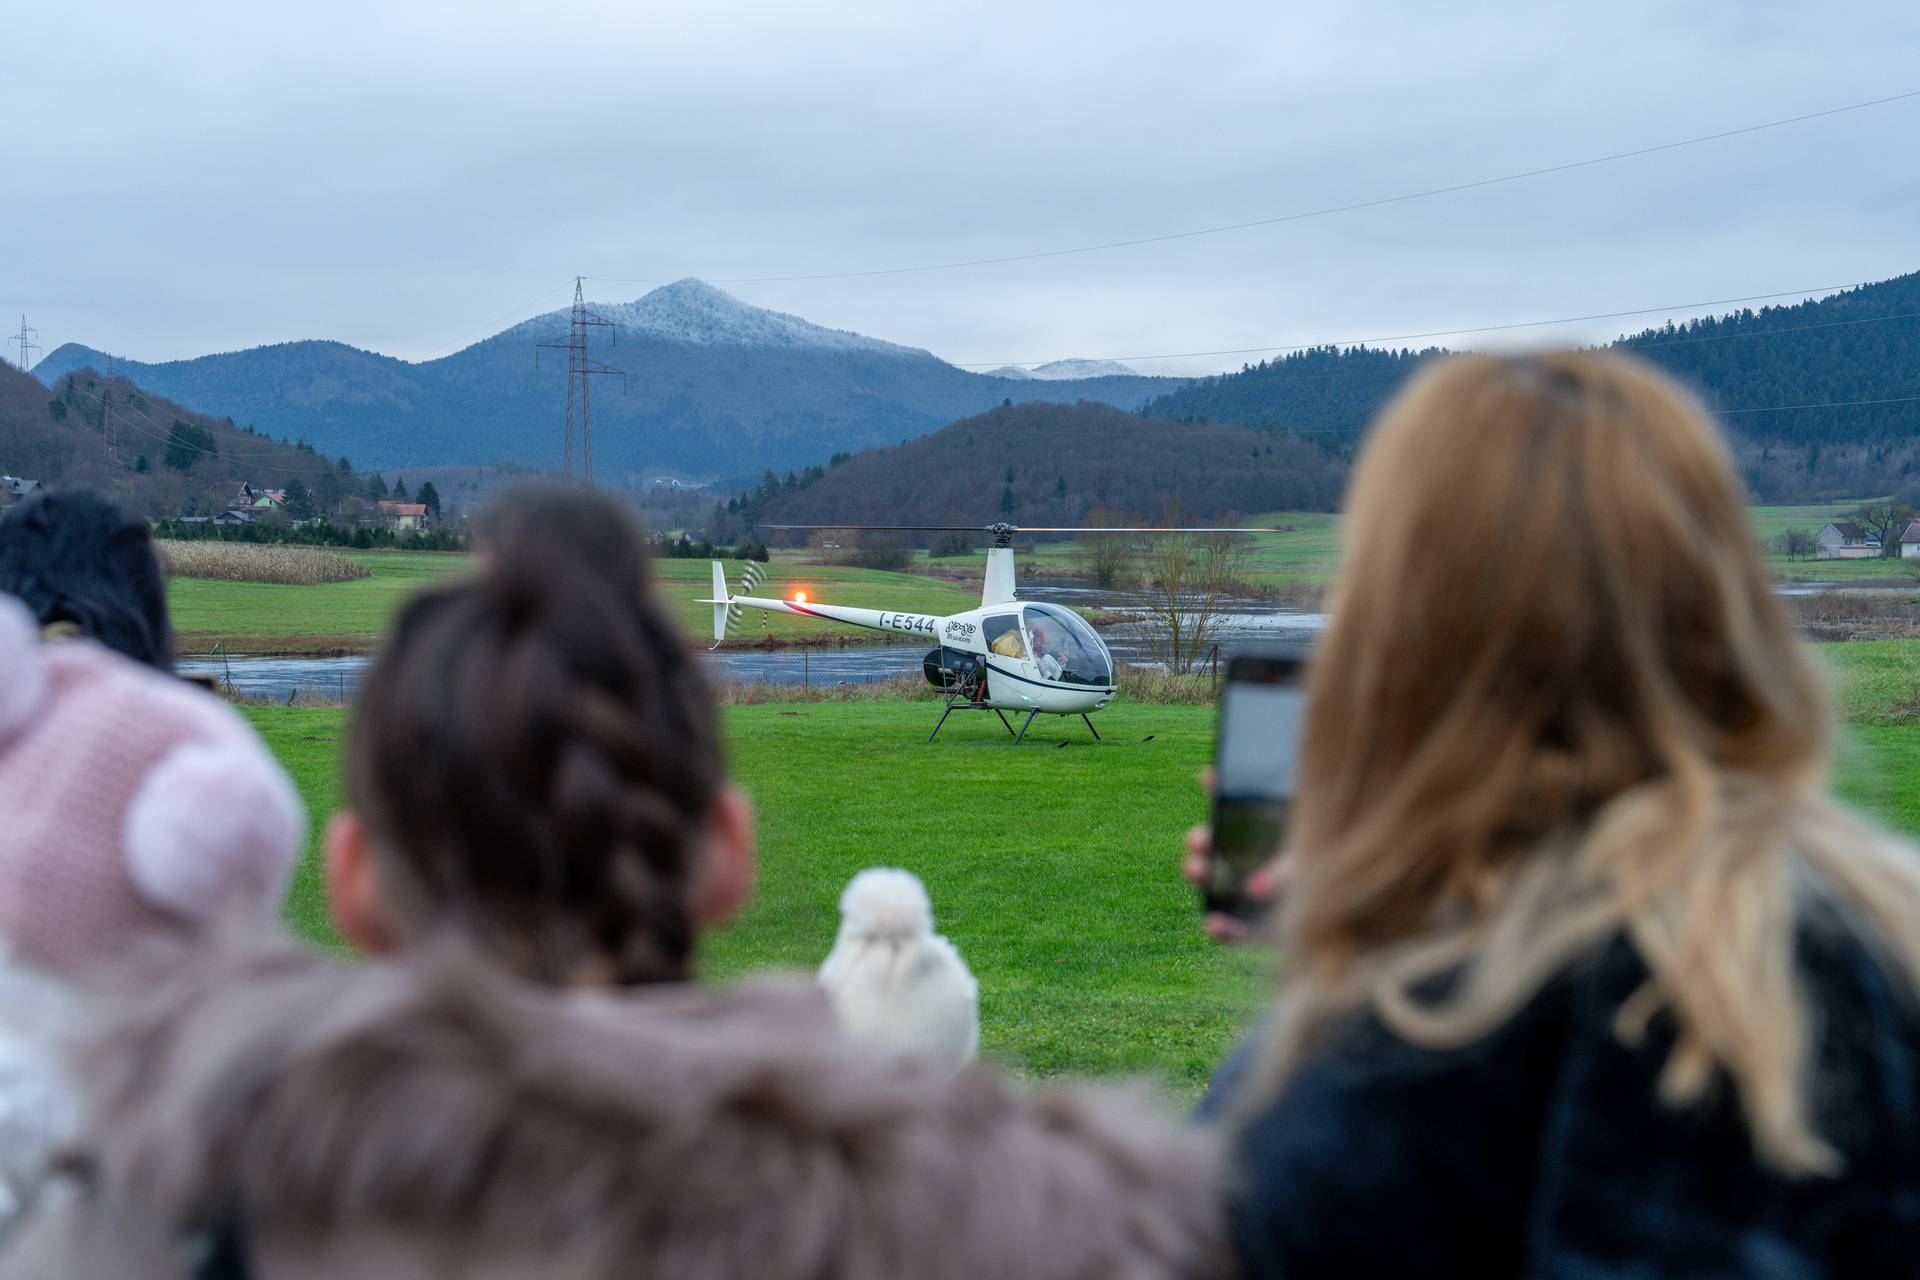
[583,278,929,356]
[987,357,1142,380]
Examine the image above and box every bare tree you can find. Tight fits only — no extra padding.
[1074,505,1137,587]
[1849,502,1915,559]
[1771,527,1818,560]
[1131,530,1247,673]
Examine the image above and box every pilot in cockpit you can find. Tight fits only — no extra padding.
[1029,619,1068,680]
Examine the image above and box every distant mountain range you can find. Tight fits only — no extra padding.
[32,279,1176,482]
[984,358,1144,380]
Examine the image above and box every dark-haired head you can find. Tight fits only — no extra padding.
[0,487,173,670]
[327,485,751,987]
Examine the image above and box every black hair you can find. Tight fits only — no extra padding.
[0,487,173,670]
[346,486,723,987]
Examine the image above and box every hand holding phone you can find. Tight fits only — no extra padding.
[1205,649,1307,921]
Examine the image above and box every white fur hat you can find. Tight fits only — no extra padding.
[0,594,303,975]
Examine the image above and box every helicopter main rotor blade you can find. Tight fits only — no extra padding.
[761,523,1286,534]
[759,524,987,532]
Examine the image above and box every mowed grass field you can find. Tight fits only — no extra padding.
[244,701,1270,1097]
[169,550,982,653]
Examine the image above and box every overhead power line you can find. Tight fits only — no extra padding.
[950,282,1899,370]
[60,381,357,477]
[586,89,1920,288]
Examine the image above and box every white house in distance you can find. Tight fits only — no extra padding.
[1814,521,1882,559]
[1901,521,1920,560]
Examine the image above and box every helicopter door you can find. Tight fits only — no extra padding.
[982,613,1030,698]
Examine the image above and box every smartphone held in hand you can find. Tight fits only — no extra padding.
[1206,648,1308,920]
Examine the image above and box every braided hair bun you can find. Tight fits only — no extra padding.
[347,487,723,986]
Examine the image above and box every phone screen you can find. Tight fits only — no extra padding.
[1207,654,1306,918]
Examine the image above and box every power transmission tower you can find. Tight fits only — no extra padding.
[102,352,120,464]
[536,277,626,485]
[11,316,39,372]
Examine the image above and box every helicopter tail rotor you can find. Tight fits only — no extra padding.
[702,559,768,647]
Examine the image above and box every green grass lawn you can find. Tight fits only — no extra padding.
[171,551,983,654]
[244,701,1267,1097]
[241,637,1920,1099]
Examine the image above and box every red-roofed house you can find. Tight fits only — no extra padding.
[376,500,429,532]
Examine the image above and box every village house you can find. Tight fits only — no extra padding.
[375,500,429,533]
[1,476,42,507]
[236,481,287,510]
[212,508,255,526]
[1901,521,1920,560]
[1814,521,1882,560]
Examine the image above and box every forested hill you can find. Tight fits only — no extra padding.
[1142,272,1920,445]
[0,361,359,519]
[713,400,1348,541]
[1613,272,1920,443]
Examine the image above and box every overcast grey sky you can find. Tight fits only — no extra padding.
[4,0,1916,376]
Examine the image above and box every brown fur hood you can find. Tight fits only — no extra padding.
[0,936,1225,1279]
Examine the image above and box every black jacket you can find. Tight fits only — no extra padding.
[1207,926,1920,1278]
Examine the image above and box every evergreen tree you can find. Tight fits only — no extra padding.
[367,473,389,501]
[163,421,217,472]
[999,485,1015,516]
[417,481,442,518]
[394,477,409,498]
[283,478,314,520]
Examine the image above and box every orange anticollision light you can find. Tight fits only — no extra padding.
[794,591,809,604]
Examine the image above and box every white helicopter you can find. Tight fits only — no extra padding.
[702,521,1276,744]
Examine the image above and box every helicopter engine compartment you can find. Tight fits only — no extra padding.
[922,645,981,691]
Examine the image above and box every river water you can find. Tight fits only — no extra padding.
[177,580,1327,702]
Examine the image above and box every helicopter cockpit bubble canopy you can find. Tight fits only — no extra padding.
[1020,603,1113,686]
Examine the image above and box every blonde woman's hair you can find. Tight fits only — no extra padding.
[1261,350,1920,1175]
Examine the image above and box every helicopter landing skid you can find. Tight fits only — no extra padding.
[927,697,1102,746]
[928,692,1019,743]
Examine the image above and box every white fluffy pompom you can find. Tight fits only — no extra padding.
[837,867,935,944]
[123,740,305,924]
[0,595,48,742]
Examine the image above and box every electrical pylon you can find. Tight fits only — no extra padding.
[10,316,39,372]
[536,277,626,485]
